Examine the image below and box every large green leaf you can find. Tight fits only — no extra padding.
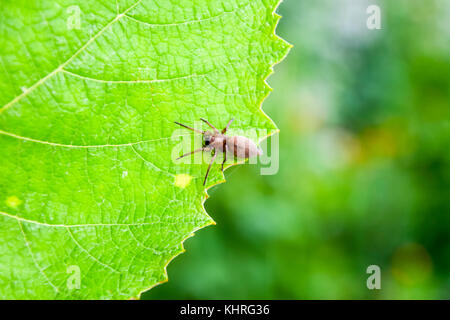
[0,0,290,299]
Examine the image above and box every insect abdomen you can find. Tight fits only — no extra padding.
[226,136,262,158]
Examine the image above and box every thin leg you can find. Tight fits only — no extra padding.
[221,118,234,134]
[176,147,206,160]
[221,145,227,172]
[174,121,204,134]
[200,118,218,131]
[203,151,218,186]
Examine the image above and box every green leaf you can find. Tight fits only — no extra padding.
[0,0,290,299]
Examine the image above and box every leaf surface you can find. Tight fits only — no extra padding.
[0,0,290,299]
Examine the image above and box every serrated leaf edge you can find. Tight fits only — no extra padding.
[135,0,292,300]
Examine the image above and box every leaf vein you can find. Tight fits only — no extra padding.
[1,210,161,228]
[123,9,230,27]
[0,0,144,114]
[61,69,207,84]
[17,221,60,293]
[0,129,192,148]
[66,228,120,273]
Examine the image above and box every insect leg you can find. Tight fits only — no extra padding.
[221,145,227,172]
[200,118,218,131]
[221,118,234,134]
[203,151,218,186]
[174,121,205,134]
[176,147,206,160]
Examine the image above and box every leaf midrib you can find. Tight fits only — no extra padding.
[0,210,167,228]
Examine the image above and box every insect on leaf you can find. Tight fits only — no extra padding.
[0,0,290,299]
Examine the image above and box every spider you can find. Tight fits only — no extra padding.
[175,118,262,185]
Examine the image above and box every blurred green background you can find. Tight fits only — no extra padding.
[144,0,450,299]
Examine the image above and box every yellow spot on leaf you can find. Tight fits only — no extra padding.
[6,196,22,208]
[174,174,193,188]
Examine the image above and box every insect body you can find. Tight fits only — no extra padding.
[175,118,262,185]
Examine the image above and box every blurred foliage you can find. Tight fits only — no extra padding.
[143,0,449,299]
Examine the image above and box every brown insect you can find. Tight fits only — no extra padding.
[175,118,262,185]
